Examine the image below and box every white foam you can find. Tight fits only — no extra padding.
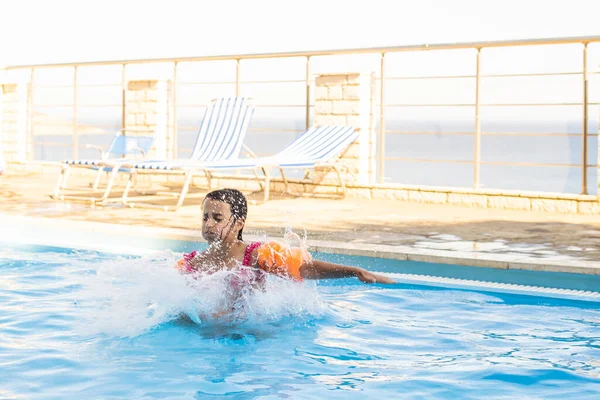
[75,250,325,337]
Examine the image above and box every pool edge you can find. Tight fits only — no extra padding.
[1,213,598,276]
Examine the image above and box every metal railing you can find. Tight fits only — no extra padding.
[2,35,600,194]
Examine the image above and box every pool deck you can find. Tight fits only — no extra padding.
[1,169,600,275]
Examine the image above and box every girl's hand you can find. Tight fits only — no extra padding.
[356,269,396,284]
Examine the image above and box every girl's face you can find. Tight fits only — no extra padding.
[202,199,244,244]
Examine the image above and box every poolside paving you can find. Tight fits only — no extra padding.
[1,169,600,266]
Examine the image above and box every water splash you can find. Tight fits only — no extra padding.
[76,249,325,338]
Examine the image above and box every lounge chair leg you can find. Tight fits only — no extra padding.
[96,164,121,205]
[252,168,264,190]
[279,168,290,193]
[61,166,71,189]
[206,172,213,191]
[52,165,69,199]
[263,174,271,202]
[170,170,194,211]
[121,172,135,207]
[92,169,103,190]
[333,165,347,198]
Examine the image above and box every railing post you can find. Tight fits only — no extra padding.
[73,66,78,160]
[121,64,126,135]
[582,43,589,195]
[172,61,178,159]
[0,83,3,171]
[235,59,240,96]
[305,56,311,130]
[27,68,34,160]
[378,52,385,183]
[473,48,482,189]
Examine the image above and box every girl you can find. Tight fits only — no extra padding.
[176,188,395,285]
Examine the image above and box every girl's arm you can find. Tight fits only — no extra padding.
[300,259,396,284]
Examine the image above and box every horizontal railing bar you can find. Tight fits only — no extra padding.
[239,79,306,84]
[32,104,74,108]
[386,131,600,137]
[248,128,306,133]
[483,103,598,107]
[384,71,584,80]
[27,128,597,138]
[26,70,598,87]
[177,126,304,133]
[482,132,600,137]
[176,104,309,108]
[70,104,123,108]
[5,35,600,69]
[384,157,598,168]
[178,79,307,85]
[75,83,122,88]
[386,103,600,107]
[176,81,236,85]
[32,83,122,89]
[481,71,583,78]
[30,142,73,146]
[386,131,475,135]
[29,84,74,89]
[30,142,128,148]
[31,124,119,129]
[386,104,475,107]
[481,161,599,168]
[385,75,476,80]
[385,157,472,164]
[33,104,123,108]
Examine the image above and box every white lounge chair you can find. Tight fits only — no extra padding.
[50,130,155,205]
[120,96,255,210]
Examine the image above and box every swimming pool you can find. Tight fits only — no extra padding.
[1,237,600,399]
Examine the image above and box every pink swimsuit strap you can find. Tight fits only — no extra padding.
[180,250,197,273]
[243,242,262,266]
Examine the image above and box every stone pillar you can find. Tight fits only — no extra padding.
[1,83,28,162]
[0,84,3,173]
[125,80,173,159]
[314,72,376,185]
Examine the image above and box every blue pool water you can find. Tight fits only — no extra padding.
[1,243,600,399]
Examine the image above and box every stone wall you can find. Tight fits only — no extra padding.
[1,84,26,162]
[313,72,376,185]
[125,80,173,159]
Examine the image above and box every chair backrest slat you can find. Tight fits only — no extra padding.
[190,97,255,162]
[277,126,358,162]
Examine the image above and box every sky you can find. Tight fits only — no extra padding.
[0,0,599,67]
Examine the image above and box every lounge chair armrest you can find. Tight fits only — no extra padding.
[129,147,146,157]
[85,144,105,159]
[241,144,258,159]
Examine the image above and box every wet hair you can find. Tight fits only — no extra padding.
[204,188,248,240]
